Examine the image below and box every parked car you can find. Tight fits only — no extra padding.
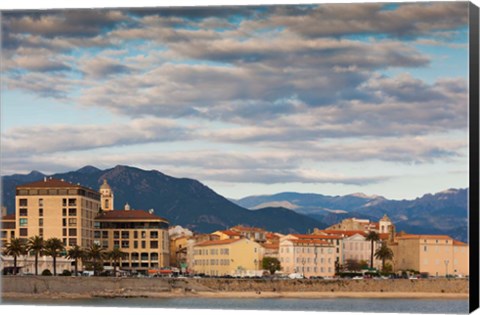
[288,273,304,279]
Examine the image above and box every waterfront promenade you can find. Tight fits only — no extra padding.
[0,277,468,300]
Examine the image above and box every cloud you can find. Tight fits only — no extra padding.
[1,118,194,157]
[249,2,468,39]
[80,56,133,78]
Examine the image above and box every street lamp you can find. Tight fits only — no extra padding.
[444,259,449,277]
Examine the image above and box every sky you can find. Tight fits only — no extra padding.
[0,0,472,200]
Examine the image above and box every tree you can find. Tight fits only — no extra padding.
[106,248,127,276]
[374,242,394,271]
[346,259,361,271]
[43,238,65,276]
[27,236,44,276]
[3,238,27,275]
[86,243,105,276]
[262,256,281,275]
[66,245,85,276]
[365,231,380,269]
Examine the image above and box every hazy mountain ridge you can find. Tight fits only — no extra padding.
[1,165,325,234]
[233,189,469,242]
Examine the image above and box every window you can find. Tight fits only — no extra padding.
[62,208,67,216]
[102,231,109,239]
[141,241,146,249]
[141,231,146,238]
[134,231,138,239]
[121,241,129,248]
[69,229,77,236]
[39,208,43,216]
[94,231,101,239]
[150,241,158,249]
[19,228,28,236]
[69,238,77,246]
[68,218,77,227]
[19,208,28,216]
[150,231,158,238]
[68,208,77,216]
[62,199,67,207]
[39,218,43,227]
[141,253,149,260]
[38,199,44,207]
[68,198,77,207]
[134,241,138,249]
[424,246,428,252]
[19,218,28,227]
[114,241,120,249]
[121,231,129,239]
[19,199,28,207]
[63,229,67,236]
[114,231,120,239]
[39,228,43,237]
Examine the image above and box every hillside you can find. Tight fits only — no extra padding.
[1,165,325,234]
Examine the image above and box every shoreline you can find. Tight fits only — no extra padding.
[1,291,469,300]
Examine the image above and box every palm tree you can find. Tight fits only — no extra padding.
[3,238,27,275]
[43,238,65,276]
[374,242,394,271]
[86,243,105,276]
[66,245,85,276]
[106,248,127,276]
[365,231,380,269]
[27,236,44,275]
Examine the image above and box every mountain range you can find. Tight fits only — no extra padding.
[233,189,469,242]
[1,165,325,234]
[1,165,469,242]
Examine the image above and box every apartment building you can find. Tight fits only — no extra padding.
[287,233,343,268]
[94,204,170,271]
[192,238,263,276]
[279,236,336,278]
[14,178,101,249]
[390,234,469,276]
[0,213,16,247]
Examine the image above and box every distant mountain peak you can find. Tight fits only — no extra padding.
[76,165,101,174]
[347,192,384,199]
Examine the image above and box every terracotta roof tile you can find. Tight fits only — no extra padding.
[261,243,279,249]
[453,240,468,246]
[195,239,241,247]
[95,210,168,222]
[216,230,242,236]
[320,230,367,237]
[17,178,88,189]
[396,234,452,240]
[291,233,342,240]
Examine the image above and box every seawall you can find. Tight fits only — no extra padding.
[0,277,468,299]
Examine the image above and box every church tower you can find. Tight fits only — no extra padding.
[100,179,114,211]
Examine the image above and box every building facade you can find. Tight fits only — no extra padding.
[94,205,170,272]
[278,236,336,277]
[391,234,469,276]
[15,178,101,249]
[192,238,263,276]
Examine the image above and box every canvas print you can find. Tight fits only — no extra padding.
[0,1,478,314]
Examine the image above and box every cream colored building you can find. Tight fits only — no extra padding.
[279,236,336,277]
[0,214,16,247]
[15,178,101,249]
[391,234,469,277]
[342,233,382,269]
[170,235,189,268]
[94,204,170,272]
[0,254,73,275]
[212,230,242,240]
[192,238,263,276]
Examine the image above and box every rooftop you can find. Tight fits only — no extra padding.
[195,239,241,247]
[17,178,89,189]
[95,210,168,222]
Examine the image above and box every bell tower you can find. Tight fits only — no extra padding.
[99,179,114,211]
